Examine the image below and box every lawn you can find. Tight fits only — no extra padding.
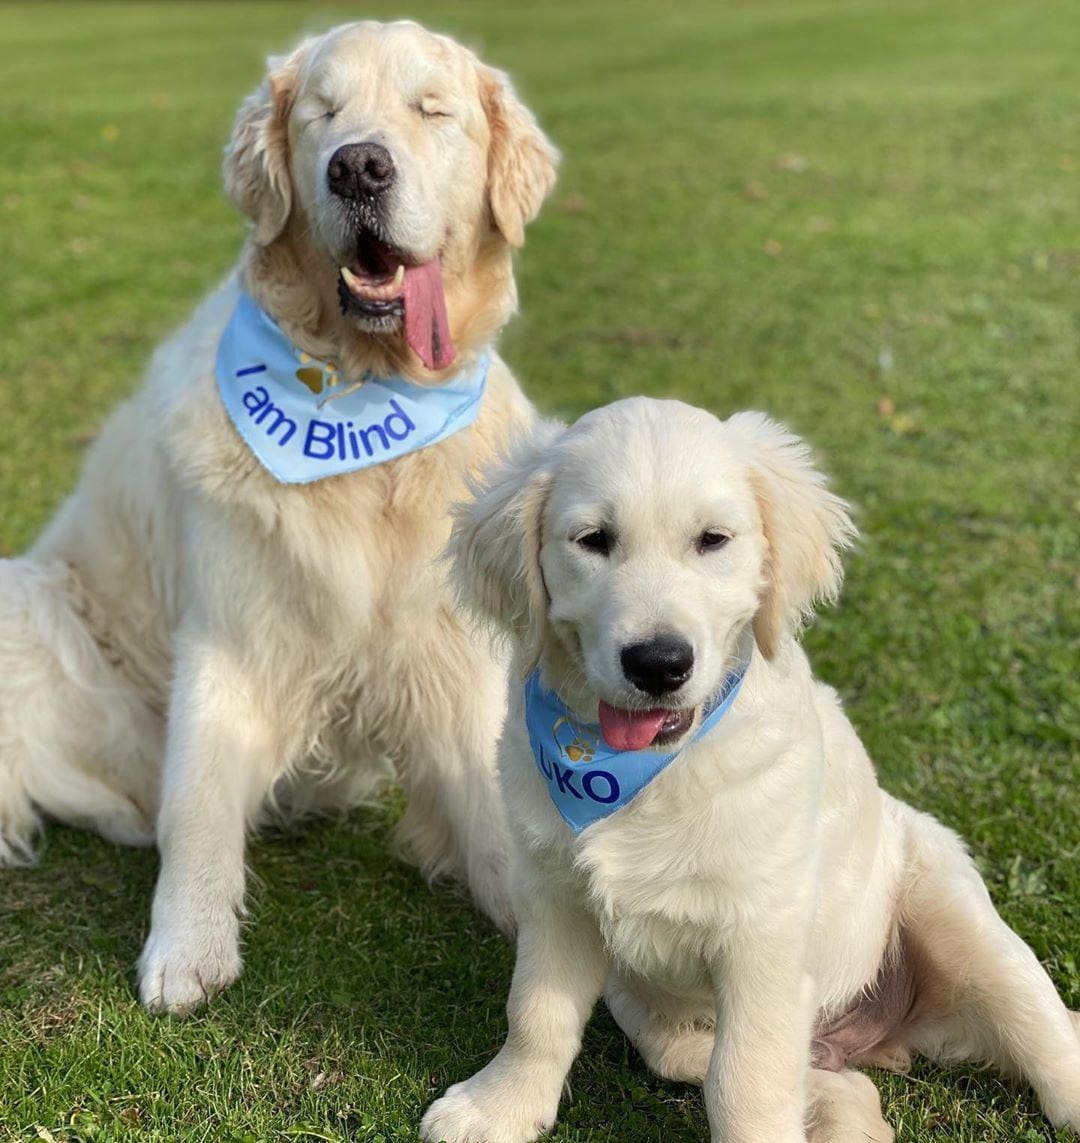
[0,1,1077,1139]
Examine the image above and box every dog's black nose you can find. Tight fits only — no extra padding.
[621,636,694,697]
[327,142,396,199]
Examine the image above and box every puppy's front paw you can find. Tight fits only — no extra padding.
[420,1078,555,1143]
[137,920,242,1016]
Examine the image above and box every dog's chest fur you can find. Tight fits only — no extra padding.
[86,278,530,769]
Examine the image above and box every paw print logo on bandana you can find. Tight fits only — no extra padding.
[553,717,597,763]
[564,736,596,763]
[293,350,342,396]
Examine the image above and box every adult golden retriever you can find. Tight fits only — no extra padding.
[0,20,557,1014]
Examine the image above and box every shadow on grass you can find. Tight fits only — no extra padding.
[0,806,1070,1141]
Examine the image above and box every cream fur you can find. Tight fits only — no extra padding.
[424,398,1080,1142]
[0,20,557,1015]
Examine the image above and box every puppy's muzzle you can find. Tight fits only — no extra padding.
[620,635,694,698]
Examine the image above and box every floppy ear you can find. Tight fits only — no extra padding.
[223,41,311,246]
[448,423,562,670]
[478,65,560,247]
[726,412,856,660]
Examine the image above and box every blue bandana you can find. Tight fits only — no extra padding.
[524,636,753,834]
[215,292,489,484]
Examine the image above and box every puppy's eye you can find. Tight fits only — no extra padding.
[574,529,612,556]
[323,108,338,121]
[697,530,730,554]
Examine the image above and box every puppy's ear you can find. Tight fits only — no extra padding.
[448,423,562,670]
[727,412,856,660]
[223,42,311,246]
[478,65,559,247]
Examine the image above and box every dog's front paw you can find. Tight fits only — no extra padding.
[137,920,242,1016]
[420,1078,555,1143]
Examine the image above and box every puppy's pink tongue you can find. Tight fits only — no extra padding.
[402,259,455,371]
[598,702,668,751]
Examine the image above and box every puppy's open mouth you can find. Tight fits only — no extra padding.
[597,704,697,752]
[336,229,455,371]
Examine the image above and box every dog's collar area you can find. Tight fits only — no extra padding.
[215,291,489,484]
[524,628,754,835]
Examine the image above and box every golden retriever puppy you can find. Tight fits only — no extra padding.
[424,398,1080,1142]
[0,21,557,1014]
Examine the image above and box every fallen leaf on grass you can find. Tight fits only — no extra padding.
[886,412,920,436]
[556,193,588,213]
[66,236,99,256]
[772,152,808,173]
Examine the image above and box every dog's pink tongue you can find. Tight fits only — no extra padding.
[598,702,668,751]
[402,258,455,371]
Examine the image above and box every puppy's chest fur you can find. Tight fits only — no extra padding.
[508,671,824,992]
[580,828,740,991]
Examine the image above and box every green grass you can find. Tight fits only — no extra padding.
[0,1,1078,1139]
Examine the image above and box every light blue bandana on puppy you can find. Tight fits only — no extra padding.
[524,634,753,834]
[215,292,489,484]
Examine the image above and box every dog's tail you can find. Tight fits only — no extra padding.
[0,556,158,864]
[0,557,55,864]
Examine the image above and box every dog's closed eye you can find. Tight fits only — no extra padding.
[415,96,453,120]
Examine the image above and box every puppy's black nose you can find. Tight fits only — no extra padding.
[327,142,396,199]
[621,636,694,697]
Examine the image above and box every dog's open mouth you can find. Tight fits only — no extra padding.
[336,229,455,371]
[597,704,696,751]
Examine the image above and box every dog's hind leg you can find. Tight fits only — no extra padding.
[381,623,515,935]
[0,557,158,862]
[898,808,1080,1131]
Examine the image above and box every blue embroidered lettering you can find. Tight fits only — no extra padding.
[357,422,389,456]
[254,401,297,445]
[304,418,336,459]
[553,763,583,799]
[582,770,620,804]
[243,385,269,414]
[345,421,359,460]
[385,399,415,441]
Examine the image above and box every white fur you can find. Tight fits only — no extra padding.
[0,21,558,1015]
[424,398,1080,1141]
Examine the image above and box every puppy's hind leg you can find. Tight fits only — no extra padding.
[806,1069,893,1143]
[604,972,715,1083]
[899,809,1080,1131]
[0,558,156,863]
